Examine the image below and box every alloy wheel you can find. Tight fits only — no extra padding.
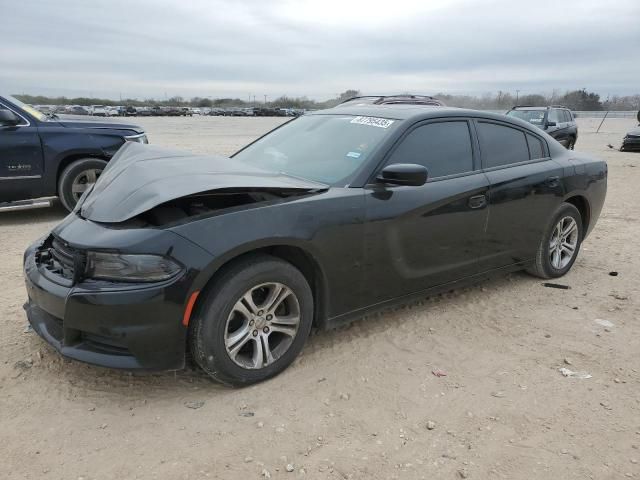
[71,168,102,201]
[549,216,579,269]
[224,282,300,369]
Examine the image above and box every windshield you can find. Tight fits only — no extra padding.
[507,109,546,126]
[233,114,399,185]
[4,95,48,121]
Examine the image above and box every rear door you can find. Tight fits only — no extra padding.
[0,101,44,203]
[363,119,490,304]
[475,120,563,270]
[564,110,578,140]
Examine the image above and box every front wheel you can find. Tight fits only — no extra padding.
[527,203,583,279]
[566,137,576,150]
[58,158,107,211]
[189,254,313,386]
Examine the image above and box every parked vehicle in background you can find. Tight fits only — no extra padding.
[164,106,182,116]
[0,94,147,212]
[209,108,227,116]
[180,107,193,116]
[89,105,108,117]
[191,108,201,115]
[506,106,578,149]
[105,107,119,117]
[620,125,640,151]
[136,107,152,117]
[21,96,606,385]
[254,107,279,117]
[66,106,89,116]
[123,106,138,116]
[150,106,165,116]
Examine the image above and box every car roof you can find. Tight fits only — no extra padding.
[510,106,548,110]
[311,104,526,124]
[510,105,570,111]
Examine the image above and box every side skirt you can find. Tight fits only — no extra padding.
[323,262,530,330]
[0,196,56,212]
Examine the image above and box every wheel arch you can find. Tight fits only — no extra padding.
[563,194,591,235]
[191,243,330,330]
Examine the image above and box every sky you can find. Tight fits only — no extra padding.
[2,0,639,101]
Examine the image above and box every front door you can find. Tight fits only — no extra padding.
[0,104,44,202]
[363,119,490,305]
[546,108,568,146]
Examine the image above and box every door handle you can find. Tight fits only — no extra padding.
[468,194,487,209]
[545,176,560,187]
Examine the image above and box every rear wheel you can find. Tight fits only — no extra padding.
[189,254,313,386]
[527,203,583,279]
[58,158,107,211]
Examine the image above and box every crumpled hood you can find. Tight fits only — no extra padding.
[80,142,328,223]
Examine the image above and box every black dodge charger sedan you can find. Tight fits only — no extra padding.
[23,97,607,385]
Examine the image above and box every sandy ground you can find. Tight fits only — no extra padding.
[1,116,639,480]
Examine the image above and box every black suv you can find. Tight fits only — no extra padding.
[506,106,578,149]
[0,95,147,212]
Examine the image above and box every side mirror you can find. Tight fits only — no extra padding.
[546,121,556,127]
[377,163,428,187]
[0,109,21,126]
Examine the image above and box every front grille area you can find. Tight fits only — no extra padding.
[35,235,85,285]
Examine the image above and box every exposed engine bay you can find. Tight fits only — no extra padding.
[133,188,311,226]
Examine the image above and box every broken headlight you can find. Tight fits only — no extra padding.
[85,252,182,282]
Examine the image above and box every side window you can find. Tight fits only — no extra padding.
[386,121,473,178]
[563,110,572,122]
[477,122,530,168]
[548,109,561,123]
[526,134,545,159]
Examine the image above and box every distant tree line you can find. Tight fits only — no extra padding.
[12,90,361,110]
[437,89,640,111]
[13,88,640,111]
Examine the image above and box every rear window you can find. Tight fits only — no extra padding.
[507,109,545,126]
[526,134,545,159]
[478,122,530,168]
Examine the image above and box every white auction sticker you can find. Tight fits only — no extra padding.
[350,116,395,129]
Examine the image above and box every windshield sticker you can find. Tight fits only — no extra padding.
[350,116,395,129]
[346,151,361,158]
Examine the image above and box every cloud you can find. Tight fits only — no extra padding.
[1,0,638,99]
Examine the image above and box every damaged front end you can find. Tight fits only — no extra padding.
[78,141,328,224]
[24,142,329,370]
[134,187,318,227]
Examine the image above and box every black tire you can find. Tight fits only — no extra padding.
[189,254,313,386]
[58,158,107,211]
[526,203,583,279]
[566,137,576,150]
